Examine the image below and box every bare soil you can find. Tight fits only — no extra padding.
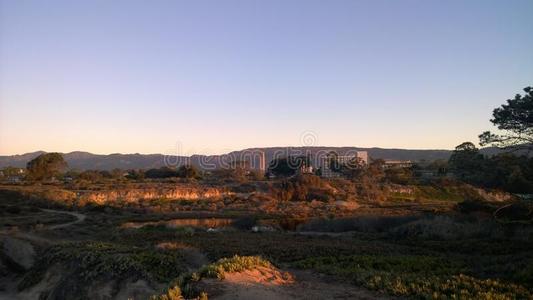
[200,266,390,300]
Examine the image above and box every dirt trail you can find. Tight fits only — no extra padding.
[0,209,88,300]
[40,209,86,230]
[0,209,87,246]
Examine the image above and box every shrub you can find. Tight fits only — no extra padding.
[150,286,184,300]
[153,255,271,300]
[200,255,272,279]
[293,254,532,299]
[19,242,187,290]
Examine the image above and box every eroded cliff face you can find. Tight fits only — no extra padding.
[78,186,227,205]
[1,183,230,208]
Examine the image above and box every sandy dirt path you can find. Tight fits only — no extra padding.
[202,266,391,300]
[40,209,86,230]
[0,209,87,245]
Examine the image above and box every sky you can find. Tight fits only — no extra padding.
[1,0,532,156]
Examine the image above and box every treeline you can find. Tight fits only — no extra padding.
[65,165,200,181]
[448,142,533,193]
[0,152,202,182]
[448,85,533,194]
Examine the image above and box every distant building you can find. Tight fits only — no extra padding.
[382,160,413,169]
[298,165,314,175]
[1,167,25,183]
[6,176,22,183]
[320,151,368,178]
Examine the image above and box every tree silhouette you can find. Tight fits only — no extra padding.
[448,142,484,182]
[479,86,533,150]
[26,153,67,180]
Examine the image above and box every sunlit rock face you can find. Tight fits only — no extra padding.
[79,186,228,205]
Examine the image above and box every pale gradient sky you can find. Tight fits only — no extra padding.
[1,0,532,155]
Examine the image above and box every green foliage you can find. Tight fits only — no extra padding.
[327,153,367,179]
[413,184,475,202]
[152,255,270,300]
[177,165,199,179]
[150,286,184,300]
[480,86,533,150]
[341,159,388,202]
[77,170,107,181]
[448,142,533,193]
[105,215,533,299]
[275,174,333,202]
[208,168,246,183]
[385,167,414,185]
[0,166,25,177]
[200,255,272,279]
[125,169,145,180]
[146,167,179,179]
[19,242,187,290]
[26,152,67,180]
[293,255,532,299]
[449,142,485,184]
[268,156,310,177]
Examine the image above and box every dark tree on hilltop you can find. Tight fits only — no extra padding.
[479,86,533,150]
[177,165,198,179]
[448,142,485,183]
[448,142,533,193]
[268,156,310,177]
[145,167,179,179]
[26,153,67,180]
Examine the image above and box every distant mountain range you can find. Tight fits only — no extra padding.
[0,146,507,171]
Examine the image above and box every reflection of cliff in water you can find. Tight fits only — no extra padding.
[259,218,310,231]
[121,218,235,229]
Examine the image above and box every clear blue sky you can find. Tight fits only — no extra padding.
[1,0,532,155]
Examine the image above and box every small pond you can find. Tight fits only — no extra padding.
[121,218,236,229]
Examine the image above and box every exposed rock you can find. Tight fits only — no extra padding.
[114,279,158,300]
[78,186,228,205]
[1,237,35,270]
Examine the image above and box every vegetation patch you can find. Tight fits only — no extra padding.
[199,255,272,280]
[19,241,187,290]
[293,254,532,299]
[152,255,272,300]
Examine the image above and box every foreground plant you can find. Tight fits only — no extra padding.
[19,241,187,291]
[293,254,532,299]
[199,255,272,279]
[152,255,273,300]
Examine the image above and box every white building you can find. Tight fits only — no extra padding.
[320,151,368,178]
[382,160,413,169]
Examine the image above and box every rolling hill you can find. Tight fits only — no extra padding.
[0,146,507,171]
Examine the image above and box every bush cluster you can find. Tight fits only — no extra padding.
[293,254,532,299]
[19,242,187,290]
[152,255,272,300]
